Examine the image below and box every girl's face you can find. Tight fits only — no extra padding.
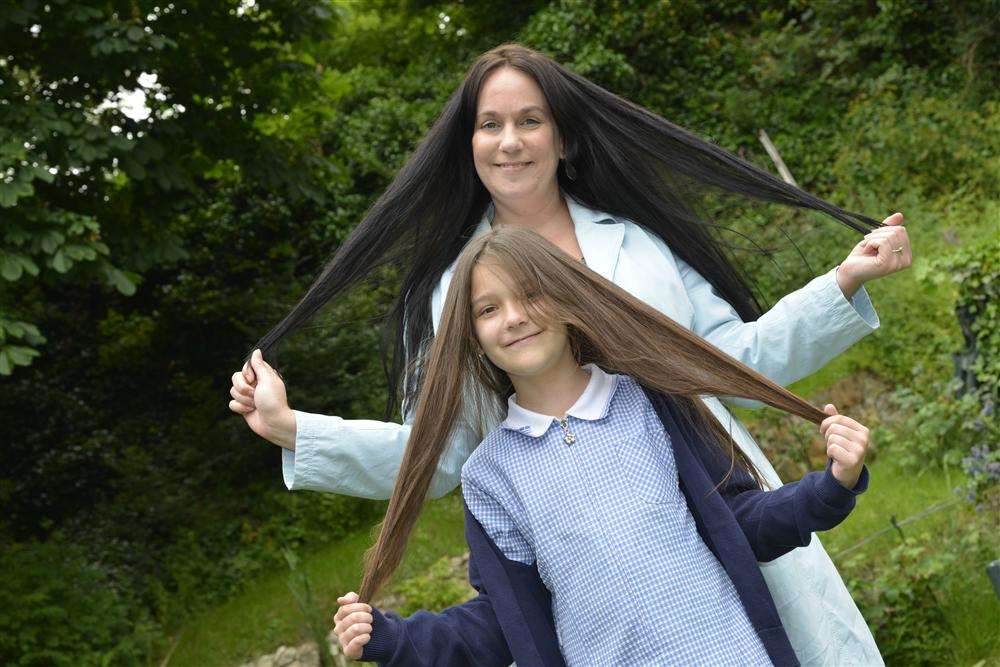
[470,262,573,380]
[471,67,563,205]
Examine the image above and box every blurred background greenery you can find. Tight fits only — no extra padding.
[0,0,996,665]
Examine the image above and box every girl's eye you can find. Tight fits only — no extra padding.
[477,305,496,317]
[525,291,541,301]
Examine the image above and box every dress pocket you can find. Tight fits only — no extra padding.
[611,419,676,504]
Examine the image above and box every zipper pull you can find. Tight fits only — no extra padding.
[558,418,575,445]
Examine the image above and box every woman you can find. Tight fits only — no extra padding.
[229,43,910,664]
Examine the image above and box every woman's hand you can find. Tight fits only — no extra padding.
[819,404,870,490]
[333,592,373,660]
[836,211,912,298]
[228,348,297,450]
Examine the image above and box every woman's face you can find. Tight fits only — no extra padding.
[470,261,572,381]
[472,67,563,205]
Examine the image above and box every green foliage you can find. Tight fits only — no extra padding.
[390,554,476,617]
[843,506,999,665]
[846,536,956,664]
[0,540,161,666]
[1,0,997,663]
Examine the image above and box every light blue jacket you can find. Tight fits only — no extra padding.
[282,196,884,665]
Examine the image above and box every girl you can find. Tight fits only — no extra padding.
[330,227,872,666]
[232,43,905,661]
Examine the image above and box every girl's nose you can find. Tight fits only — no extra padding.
[504,302,529,328]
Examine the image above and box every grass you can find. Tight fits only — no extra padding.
[167,491,467,667]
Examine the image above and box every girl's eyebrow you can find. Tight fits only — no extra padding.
[476,105,547,120]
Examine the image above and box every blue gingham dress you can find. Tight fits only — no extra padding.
[461,367,772,666]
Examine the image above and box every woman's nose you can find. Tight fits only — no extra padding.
[499,126,522,153]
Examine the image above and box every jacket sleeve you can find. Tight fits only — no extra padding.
[672,251,879,408]
[359,548,513,667]
[280,407,479,499]
[720,458,870,562]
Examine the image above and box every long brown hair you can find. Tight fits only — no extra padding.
[357,226,827,602]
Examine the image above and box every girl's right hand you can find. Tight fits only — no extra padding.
[228,349,297,450]
[333,592,373,660]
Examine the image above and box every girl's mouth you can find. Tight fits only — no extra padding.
[505,332,540,347]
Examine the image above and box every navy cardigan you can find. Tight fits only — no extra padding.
[361,388,868,666]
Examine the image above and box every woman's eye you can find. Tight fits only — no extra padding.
[521,118,540,126]
[481,120,499,130]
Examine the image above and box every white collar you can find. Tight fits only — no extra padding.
[500,363,619,438]
[472,195,625,282]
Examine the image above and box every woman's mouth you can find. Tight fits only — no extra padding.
[496,161,532,172]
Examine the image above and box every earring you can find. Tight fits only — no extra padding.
[563,159,577,181]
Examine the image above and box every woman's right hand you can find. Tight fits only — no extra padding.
[333,592,373,660]
[228,348,297,450]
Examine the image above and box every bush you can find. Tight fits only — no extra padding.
[0,540,161,666]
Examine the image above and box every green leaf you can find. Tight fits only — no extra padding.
[127,25,144,41]
[0,350,11,375]
[40,231,65,254]
[6,345,39,365]
[0,254,22,280]
[51,249,72,273]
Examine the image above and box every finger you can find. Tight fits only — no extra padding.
[827,436,862,463]
[346,633,371,659]
[229,399,254,415]
[230,385,255,408]
[335,610,373,635]
[232,371,255,396]
[242,358,255,383]
[337,592,360,604]
[342,623,373,646]
[880,212,904,226]
[825,424,868,447]
[333,603,370,624]
[819,404,838,434]
[826,442,854,464]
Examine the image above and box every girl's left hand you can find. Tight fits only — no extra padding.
[819,404,870,490]
[836,212,912,297]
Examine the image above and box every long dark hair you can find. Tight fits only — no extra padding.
[248,43,880,416]
[357,226,829,601]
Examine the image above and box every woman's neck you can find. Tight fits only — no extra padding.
[509,357,591,419]
[491,192,574,238]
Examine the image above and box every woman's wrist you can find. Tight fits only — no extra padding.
[269,408,297,451]
[835,265,862,300]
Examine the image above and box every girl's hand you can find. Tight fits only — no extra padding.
[836,212,912,297]
[228,348,297,450]
[820,404,870,489]
[333,592,373,660]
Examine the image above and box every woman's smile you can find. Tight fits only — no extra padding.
[496,161,533,172]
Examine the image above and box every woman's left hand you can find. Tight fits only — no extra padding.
[836,211,912,298]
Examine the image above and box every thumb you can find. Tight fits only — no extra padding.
[250,348,271,376]
[881,211,904,226]
[823,403,838,416]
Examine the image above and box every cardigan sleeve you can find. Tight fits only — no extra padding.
[360,543,513,666]
[719,458,870,563]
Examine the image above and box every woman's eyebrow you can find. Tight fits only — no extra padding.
[476,105,547,119]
